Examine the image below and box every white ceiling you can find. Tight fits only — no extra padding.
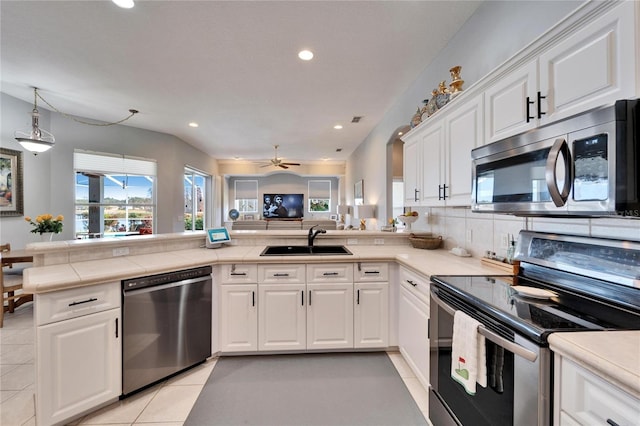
[1,0,481,164]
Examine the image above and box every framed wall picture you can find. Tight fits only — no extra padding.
[354,180,364,206]
[0,148,24,217]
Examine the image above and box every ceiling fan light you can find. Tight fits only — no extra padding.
[15,108,55,154]
[112,0,135,9]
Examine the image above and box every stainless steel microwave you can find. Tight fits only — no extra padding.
[471,99,639,217]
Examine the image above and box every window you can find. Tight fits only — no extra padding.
[184,167,209,231]
[234,180,258,214]
[74,150,156,239]
[308,180,331,212]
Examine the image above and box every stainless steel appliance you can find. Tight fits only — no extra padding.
[122,266,212,395]
[471,99,639,217]
[429,231,640,425]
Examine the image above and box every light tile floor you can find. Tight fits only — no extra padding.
[1,303,430,426]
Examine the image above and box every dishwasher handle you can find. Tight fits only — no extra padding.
[123,275,211,296]
[430,289,538,363]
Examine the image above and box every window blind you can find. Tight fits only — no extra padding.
[309,180,331,198]
[74,150,157,176]
[235,180,258,199]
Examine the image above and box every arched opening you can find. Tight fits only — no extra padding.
[386,124,411,225]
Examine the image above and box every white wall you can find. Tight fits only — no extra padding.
[346,0,584,229]
[0,92,219,249]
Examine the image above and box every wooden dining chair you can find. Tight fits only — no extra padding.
[1,243,33,328]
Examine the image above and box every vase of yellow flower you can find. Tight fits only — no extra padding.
[25,214,64,241]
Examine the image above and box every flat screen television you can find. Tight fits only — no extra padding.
[263,193,304,219]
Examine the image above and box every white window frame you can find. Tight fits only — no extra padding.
[234,180,258,213]
[74,150,156,238]
[184,166,210,231]
[308,180,331,212]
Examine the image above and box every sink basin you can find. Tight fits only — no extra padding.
[260,245,352,256]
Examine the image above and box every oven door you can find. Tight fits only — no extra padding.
[429,288,550,426]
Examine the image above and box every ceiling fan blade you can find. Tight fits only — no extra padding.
[281,162,300,166]
[279,164,289,169]
[259,164,271,168]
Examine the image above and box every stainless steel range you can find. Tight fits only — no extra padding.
[429,231,640,426]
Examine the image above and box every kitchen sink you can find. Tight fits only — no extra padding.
[260,245,352,256]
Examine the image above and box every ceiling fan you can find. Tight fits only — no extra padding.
[258,145,301,169]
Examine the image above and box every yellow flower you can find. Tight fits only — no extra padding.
[25,213,64,235]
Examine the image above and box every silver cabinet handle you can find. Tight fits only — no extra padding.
[545,138,572,207]
[430,289,538,363]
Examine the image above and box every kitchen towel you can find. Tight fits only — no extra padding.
[451,310,487,395]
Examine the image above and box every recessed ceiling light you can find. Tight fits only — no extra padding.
[398,131,403,136]
[298,50,314,61]
[188,122,199,128]
[333,124,343,130]
[112,0,135,9]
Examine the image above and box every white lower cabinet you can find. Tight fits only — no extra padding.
[354,282,389,348]
[258,283,306,351]
[35,282,121,426]
[219,284,257,352]
[222,262,389,353]
[554,355,640,426]
[307,283,354,350]
[398,267,430,389]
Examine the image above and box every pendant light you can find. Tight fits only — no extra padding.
[14,87,139,155]
[14,88,55,155]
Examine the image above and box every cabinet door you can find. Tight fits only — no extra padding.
[354,282,389,348]
[37,308,121,426]
[444,94,484,206]
[420,122,446,206]
[219,284,257,352]
[403,135,421,206]
[259,283,306,351]
[307,283,354,350]
[398,283,430,389]
[539,1,637,124]
[485,60,537,143]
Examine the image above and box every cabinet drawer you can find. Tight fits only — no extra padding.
[259,264,305,284]
[354,262,388,282]
[307,263,353,283]
[35,282,120,326]
[399,266,430,300]
[220,264,258,284]
[560,358,640,425]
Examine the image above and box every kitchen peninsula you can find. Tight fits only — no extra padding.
[21,231,640,426]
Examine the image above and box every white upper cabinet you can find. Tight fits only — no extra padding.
[403,132,422,206]
[486,1,637,143]
[484,61,538,143]
[539,0,637,124]
[444,94,484,206]
[402,93,483,207]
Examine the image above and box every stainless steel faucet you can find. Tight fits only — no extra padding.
[308,225,326,247]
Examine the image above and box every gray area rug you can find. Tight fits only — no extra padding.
[184,352,428,426]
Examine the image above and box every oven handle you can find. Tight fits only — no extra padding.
[430,290,538,363]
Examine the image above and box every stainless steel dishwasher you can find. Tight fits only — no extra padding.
[122,266,212,395]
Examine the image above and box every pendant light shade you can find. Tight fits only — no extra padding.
[14,88,55,154]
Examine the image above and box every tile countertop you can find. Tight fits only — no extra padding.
[549,331,640,399]
[22,244,504,294]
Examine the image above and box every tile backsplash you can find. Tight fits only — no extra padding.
[405,207,640,259]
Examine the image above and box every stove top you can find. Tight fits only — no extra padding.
[431,231,640,345]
